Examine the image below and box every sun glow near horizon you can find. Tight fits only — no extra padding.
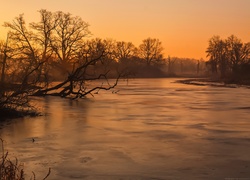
[0,0,250,59]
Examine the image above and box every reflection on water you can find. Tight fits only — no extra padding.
[1,78,250,179]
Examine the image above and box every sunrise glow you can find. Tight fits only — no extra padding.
[0,0,250,59]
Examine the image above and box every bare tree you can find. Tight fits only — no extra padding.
[1,14,43,116]
[31,15,122,98]
[138,38,164,66]
[4,14,46,90]
[1,9,124,112]
[226,35,249,75]
[166,56,177,74]
[0,36,9,84]
[206,36,228,78]
[114,41,136,63]
[51,11,90,72]
[29,9,56,84]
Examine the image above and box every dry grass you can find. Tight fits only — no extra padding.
[0,139,50,180]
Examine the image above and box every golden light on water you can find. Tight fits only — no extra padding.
[1,79,250,179]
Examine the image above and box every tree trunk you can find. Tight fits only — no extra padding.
[1,35,8,83]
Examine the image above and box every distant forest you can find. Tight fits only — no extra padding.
[0,10,250,117]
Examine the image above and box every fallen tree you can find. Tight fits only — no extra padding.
[0,10,126,119]
[32,51,123,99]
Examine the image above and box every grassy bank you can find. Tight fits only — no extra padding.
[0,139,50,180]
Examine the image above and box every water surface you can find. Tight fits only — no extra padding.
[1,78,250,180]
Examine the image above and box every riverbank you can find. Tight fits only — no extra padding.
[176,78,250,88]
[0,107,38,121]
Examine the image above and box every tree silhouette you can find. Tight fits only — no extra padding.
[226,35,249,76]
[138,38,164,66]
[0,36,9,84]
[0,9,124,115]
[206,35,250,80]
[114,41,136,63]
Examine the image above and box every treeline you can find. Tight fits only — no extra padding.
[0,9,205,84]
[0,9,205,116]
[0,10,156,115]
[206,35,250,83]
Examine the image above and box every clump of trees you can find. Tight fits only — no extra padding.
[206,35,250,82]
[0,9,206,118]
[2,10,120,98]
[0,9,123,117]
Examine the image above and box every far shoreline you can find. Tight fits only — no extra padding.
[1,77,249,121]
[176,78,250,89]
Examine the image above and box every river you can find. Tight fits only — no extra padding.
[0,78,250,180]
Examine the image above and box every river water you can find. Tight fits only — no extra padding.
[0,78,250,180]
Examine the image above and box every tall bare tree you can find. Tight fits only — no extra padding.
[51,11,90,69]
[29,9,56,84]
[206,36,228,78]
[4,14,44,87]
[114,41,136,63]
[2,10,123,102]
[138,38,164,66]
[0,36,9,84]
[226,35,249,75]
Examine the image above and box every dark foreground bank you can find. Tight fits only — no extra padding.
[0,107,38,121]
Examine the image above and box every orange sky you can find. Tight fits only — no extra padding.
[0,0,249,59]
